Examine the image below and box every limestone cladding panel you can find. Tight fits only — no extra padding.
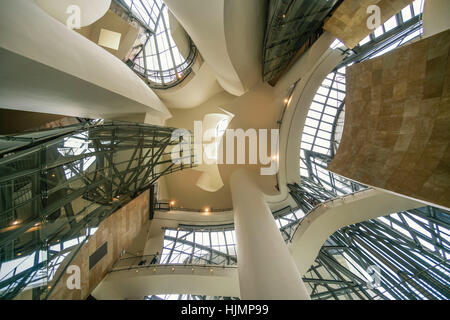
[48,191,149,299]
[324,0,414,49]
[328,30,450,209]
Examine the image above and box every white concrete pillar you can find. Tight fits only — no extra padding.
[230,169,310,300]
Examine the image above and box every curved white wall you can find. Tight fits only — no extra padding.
[164,0,265,96]
[0,0,170,120]
[92,265,240,299]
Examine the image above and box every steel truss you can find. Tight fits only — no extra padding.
[0,121,195,299]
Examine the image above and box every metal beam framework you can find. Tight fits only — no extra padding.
[0,121,195,300]
[263,0,341,85]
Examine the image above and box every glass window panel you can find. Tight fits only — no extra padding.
[359,35,371,46]
[310,102,324,112]
[384,16,398,32]
[401,6,413,21]
[303,126,316,136]
[324,106,338,116]
[412,0,424,16]
[374,25,384,38]
[302,134,314,144]
[308,110,322,120]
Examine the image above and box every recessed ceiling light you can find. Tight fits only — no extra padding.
[98,28,122,51]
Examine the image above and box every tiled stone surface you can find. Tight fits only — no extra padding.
[324,0,413,49]
[328,30,450,209]
[48,191,149,300]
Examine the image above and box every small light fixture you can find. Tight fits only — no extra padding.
[11,220,20,226]
[136,269,139,273]
[153,268,157,273]
[191,268,195,273]
[204,207,210,213]
[48,286,51,289]
[282,13,286,19]
[17,252,22,256]
[171,267,175,272]
[210,268,214,273]
[170,200,175,206]
[284,98,289,104]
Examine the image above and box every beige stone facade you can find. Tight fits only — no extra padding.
[329,30,450,209]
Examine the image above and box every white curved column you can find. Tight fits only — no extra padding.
[230,169,310,300]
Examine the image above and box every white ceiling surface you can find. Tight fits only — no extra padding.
[422,0,450,38]
[289,188,426,275]
[36,0,111,27]
[0,0,171,121]
[164,0,266,97]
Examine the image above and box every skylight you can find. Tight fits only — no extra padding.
[124,0,196,87]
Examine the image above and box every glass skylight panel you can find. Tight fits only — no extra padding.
[373,25,384,38]
[412,0,424,16]
[126,0,192,86]
[330,39,345,49]
[401,5,413,21]
[359,35,371,46]
[384,16,398,32]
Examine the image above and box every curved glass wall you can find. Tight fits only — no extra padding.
[122,0,197,88]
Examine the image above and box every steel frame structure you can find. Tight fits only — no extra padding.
[0,121,195,299]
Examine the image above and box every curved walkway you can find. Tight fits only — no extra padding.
[289,188,425,275]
